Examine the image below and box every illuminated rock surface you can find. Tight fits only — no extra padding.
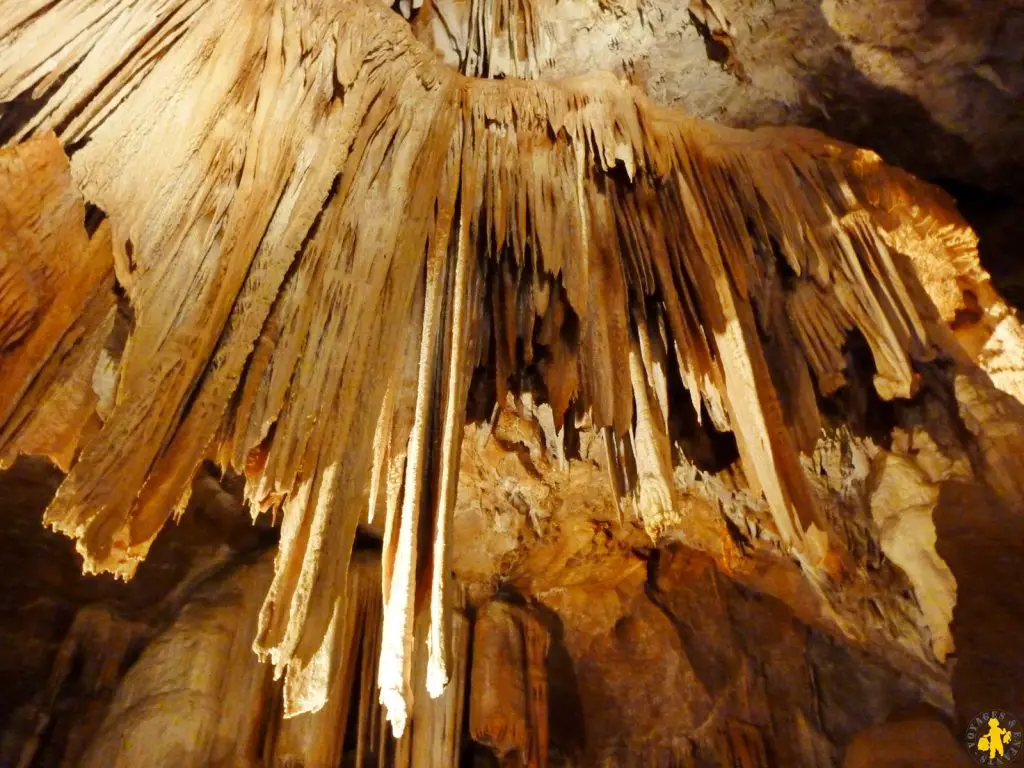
[1,0,1023,764]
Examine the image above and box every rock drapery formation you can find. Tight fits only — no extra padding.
[1,0,1023,763]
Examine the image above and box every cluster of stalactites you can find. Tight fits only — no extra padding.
[409,0,554,79]
[0,0,988,739]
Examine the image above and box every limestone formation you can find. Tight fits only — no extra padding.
[0,0,1023,764]
[469,600,550,765]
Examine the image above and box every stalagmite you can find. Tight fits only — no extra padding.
[523,609,551,768]
[868,453,957,661]
[469,601,546,762]
[466,601,550,766]
[1,0,1021,749]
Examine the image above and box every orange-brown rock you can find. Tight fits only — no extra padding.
[0,134,114,473]
[843,717,974,768]
[469,601,538,762]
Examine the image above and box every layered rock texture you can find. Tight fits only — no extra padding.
[1,0,1023,765]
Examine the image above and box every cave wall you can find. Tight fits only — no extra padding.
[2,419,1018,766]
[0,475,966,767]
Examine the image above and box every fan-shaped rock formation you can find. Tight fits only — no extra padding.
[1,0,1023,764]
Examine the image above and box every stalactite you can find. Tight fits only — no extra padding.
[394,598,471,767]
[1,0,1021,744]
[271,551,384,764]
[461,0,550,78]
[0,135,114,474]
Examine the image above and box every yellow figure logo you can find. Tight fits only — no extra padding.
[966,710,1022,765]
[979,718,1013,760]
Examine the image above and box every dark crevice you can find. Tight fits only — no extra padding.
[722,514,753,556]
[83,202,107,238]
[102,284,134,379]
[663,341,740,472]
[561,405,581,461]
[466,364,497,424]
[686,9,747,82]
[527,601,587,761]
[930,177,1024,312]
[458,603,480,768]
[64,135,92,157]
[123,239,136,273]
[0,60,83,146]
[817,329,898,447]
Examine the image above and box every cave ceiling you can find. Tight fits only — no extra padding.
[0,0,1023,765]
